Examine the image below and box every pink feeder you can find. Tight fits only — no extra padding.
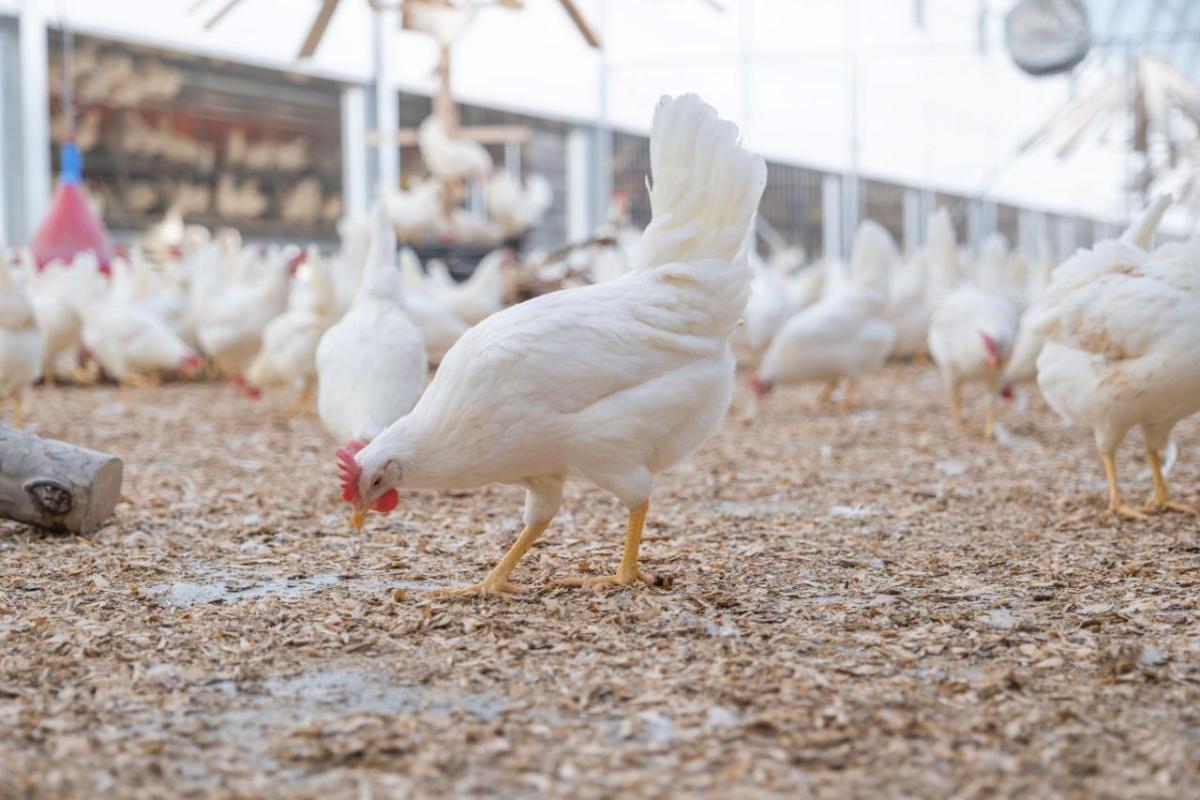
[29,142,114,273]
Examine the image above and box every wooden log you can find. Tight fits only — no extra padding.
[0,425,123,534]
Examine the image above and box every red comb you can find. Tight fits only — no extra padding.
[230,373,261,400]
[336,441,366,504]
[286,251,307,275]
[177,353,201,377]
[980,332,1000,359]
[747,374,773,399]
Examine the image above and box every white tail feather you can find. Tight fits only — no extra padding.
[634,94,767,272]
[1120,194,1172,249]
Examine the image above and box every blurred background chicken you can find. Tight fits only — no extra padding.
[0,256,43,426]
[752,221,897,408]
[194,246,293,379]
[417,115,493,182]
[927,215,1020,439]
[78,253,200,386]
[245,246,335,413]
[317,203,427,445]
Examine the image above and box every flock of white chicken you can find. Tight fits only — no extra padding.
[1,93,1198,565]
[0,202,513,446]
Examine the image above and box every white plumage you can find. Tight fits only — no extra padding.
[927,214,1020,439]
[343,94,767,595]
[246,247,335,410]
[194,247,292,376]
[317,205,427,445]
[79,255,200,385]
[0,260,43,426]
[1034,195,1200,517]
[486,172,553,237]
[417,116,493,182]
[753,221,897,404]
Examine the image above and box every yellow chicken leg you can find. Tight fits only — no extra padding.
[817,380,839,407]
[983,402,997,440]
[840,381,856,412]
[1143,448,1197,514]
[552,502,659,590]
[1102,453,1147,520]
[284,380,316,417]
[428,518,551,598]
[10,392,22,428]
[949,384,964,430]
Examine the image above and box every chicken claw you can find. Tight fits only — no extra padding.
[551,503,669,591]
[1142,499,1197,515]
[1103,504,1148,521]
[1141,449,1196,514]
[551,570,659,591]
[426,579,529,599]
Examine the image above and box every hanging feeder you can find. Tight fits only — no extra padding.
[28,141,115,273]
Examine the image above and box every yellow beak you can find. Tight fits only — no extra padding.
[349,510,366,531]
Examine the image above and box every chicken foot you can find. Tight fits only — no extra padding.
[284,380,316,418]
[1101,453,1147,520]
[816,380,838,408]
[983,401,997,441]
[552,502,659,590]
[1142,448,1197,514]
[949,383,964,430]
[120,372,160,391]
[427,518,551,598]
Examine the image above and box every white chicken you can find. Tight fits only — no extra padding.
[426,249,515,326]
[245,247,335,413]
[195,247,293,378]
[485,172,553,237]
[1034,195,1200,518]
[417,115,493,182]
[317,205,427,444]
[385,180,442,243]
[738,254,790,356]
[0,260,43,426]
[396,248,469,361]
[927,218,1020,439]
[24,252,91,384]
[79,255,201,386]
[339,94,766,596]
[1002,232,1056,391]
[752,221,897,408]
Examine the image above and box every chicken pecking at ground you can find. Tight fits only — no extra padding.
[927,215,1020,440]
[317,203,427,445]
[751,220,897,409]
[1034,194,1200,518]
[337,94,767,596]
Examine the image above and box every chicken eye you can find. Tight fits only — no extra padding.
[371,477,382,487]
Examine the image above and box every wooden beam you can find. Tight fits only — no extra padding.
[368,124,533,146]
[558,0,602,49]
[203,0,247,30]
[298,0,341,59]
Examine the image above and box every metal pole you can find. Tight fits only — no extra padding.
[19,3,51,240]
[372,3,399,194]
[842,0,860,260]
[592,0,612,231]
[340,85,368,217]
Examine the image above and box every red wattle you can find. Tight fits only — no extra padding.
[371,489,399,513]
